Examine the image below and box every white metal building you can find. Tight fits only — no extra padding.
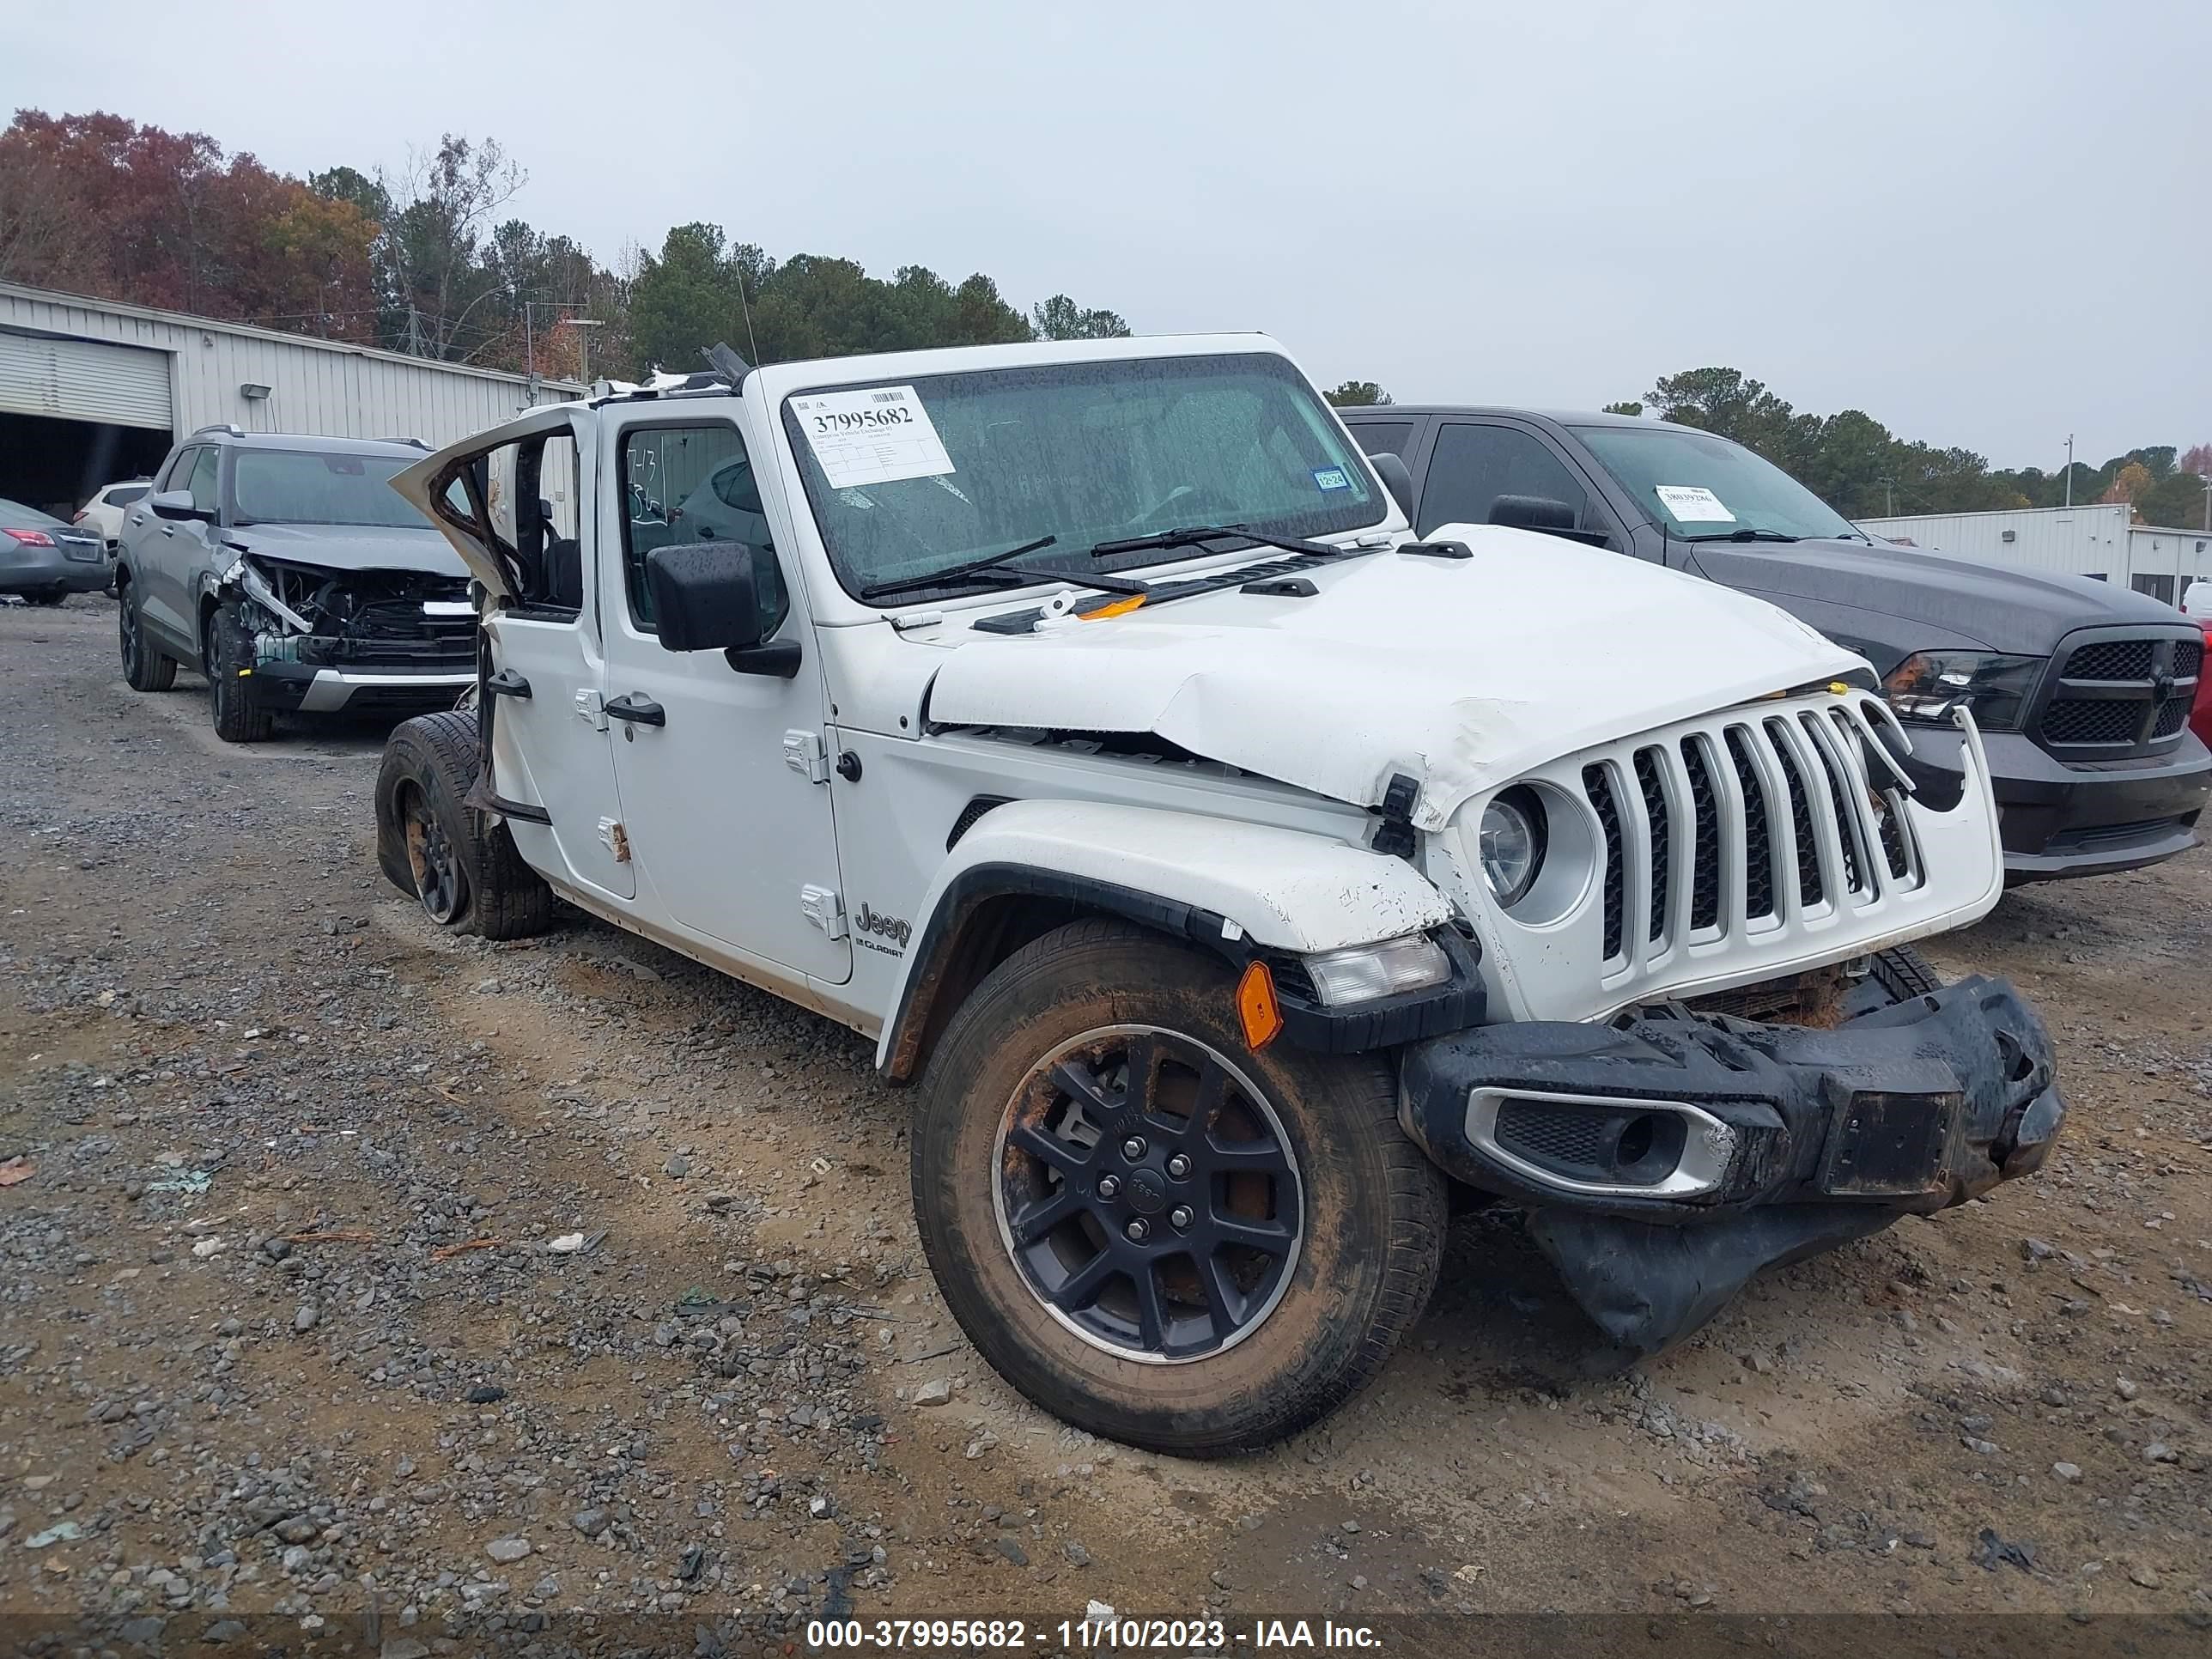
[1857,503,2212,608]
[0,280,580,518]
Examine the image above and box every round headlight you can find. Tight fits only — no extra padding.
[1479,792,1544,907]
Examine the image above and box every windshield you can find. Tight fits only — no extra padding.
[231,450,430,529]
[781,351,1383,602]
[1571,423,1860,542]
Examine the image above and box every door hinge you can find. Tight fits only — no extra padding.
[783,728,830,784]
[799,884,847,940]
[574,688,608,731]
[598,817,630,864]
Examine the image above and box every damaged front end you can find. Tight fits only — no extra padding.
[217,552,477,714]
[1400,973,2063,1356]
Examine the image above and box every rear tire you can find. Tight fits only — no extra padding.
[204,602,274,744]
[118,578,177,691]
[27,589,66,607]
[374,709,556,940]
[911,918,1446,1456]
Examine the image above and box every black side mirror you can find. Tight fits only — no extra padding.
[1489,495,1577,534]
[1368,451,1414,519]
[149,489,207,523]
[644,542,800,678]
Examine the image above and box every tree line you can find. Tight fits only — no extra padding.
[1329,370,2208,529]
[0,111,1127,386]
[5,110,2201,528]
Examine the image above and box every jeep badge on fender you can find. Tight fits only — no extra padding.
[854,902,910,949]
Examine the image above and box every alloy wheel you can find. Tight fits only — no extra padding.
[992,1024,1303,1364]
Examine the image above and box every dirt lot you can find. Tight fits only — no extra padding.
[2,595,2208,1652]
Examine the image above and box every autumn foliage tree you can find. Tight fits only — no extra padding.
[2100,461,2154,506]
[0,110,380,339]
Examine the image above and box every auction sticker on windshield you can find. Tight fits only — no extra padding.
[790,386,956,489]
[1655,484,1735,523]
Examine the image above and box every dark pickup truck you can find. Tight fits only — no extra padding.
[1343,407,2212,884]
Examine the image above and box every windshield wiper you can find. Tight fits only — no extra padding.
[858,535,1149,605]
[1088,522,1348,562]
[1685,527,1801,544]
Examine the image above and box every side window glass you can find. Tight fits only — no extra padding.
[618,423,785,638]
[187,447,221,515]
[157,447,195,492]
[1351,421,1414,458]
[1419,425,1589,538]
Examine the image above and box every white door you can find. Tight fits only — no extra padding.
[446,418,634,902]
[598,413,850,983]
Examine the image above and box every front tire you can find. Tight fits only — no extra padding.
[204,603,274,743]
[911,919,1446,1456]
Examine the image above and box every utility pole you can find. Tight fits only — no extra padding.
[2063,434,2075,507]
[2203,475,2211,532]
[556,317,605,388]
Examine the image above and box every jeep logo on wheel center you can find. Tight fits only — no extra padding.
[854,902,910,948]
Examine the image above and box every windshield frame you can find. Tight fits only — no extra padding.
[779,350,1387,607]
[1568,421,1862,544]
[228,447,434,531]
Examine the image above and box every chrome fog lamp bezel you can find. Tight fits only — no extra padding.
[1466,1088,1739,1199]
[1300,933,1453,1007]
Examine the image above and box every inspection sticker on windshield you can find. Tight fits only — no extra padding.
[789,386,955,489]
[1311,466,1353,492]
[1655,484,1735,523]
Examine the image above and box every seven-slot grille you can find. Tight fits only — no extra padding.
[1583,698,1920,969]
[2038,634,2199,756]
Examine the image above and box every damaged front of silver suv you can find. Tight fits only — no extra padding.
[116,432,481,743]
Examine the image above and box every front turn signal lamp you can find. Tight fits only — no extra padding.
[1235,961,1284,1050]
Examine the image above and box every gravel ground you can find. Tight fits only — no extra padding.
[2,596,2209,1651]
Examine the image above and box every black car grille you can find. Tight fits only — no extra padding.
[2063,640,2154,681]
[1681,738,1722,931]
[2039,633,2201,755]
[1585,763,1626,963]
[1724,728,1776,918]
[1632,750,1668,944]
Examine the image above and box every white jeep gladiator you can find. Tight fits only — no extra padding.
[373,333,2063,1456]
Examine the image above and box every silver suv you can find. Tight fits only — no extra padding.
[114,427,476,742]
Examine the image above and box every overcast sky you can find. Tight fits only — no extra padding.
[9,0,2207,469]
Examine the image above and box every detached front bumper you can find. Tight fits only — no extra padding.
[1399,978,2063,1353]
[246,661,473,716]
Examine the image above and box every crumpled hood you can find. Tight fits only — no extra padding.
[927,526,1865,831]
[228,521,466,578]
[1688,537,2183,654]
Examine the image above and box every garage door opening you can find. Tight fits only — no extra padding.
[0,411,173,520]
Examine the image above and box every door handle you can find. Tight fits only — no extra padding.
[161,525,177,538]
[605,693,665,727]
